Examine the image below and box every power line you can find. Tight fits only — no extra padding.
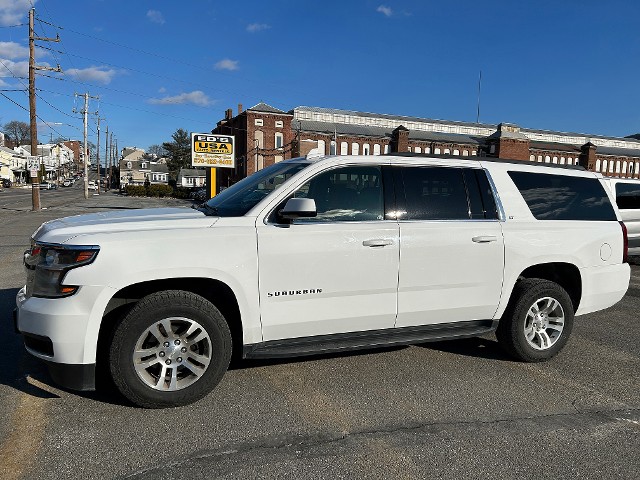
[0,59,30,90]
[36,87,212,125]
[0,92,66,139]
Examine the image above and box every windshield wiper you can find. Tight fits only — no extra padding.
[196,203,219,216]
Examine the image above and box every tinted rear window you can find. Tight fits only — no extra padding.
[508,171,617,221]
[400,167,469,220]
[615,183,640,210]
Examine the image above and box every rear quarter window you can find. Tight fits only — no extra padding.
[508,171,617,221]
[615,183,640,210]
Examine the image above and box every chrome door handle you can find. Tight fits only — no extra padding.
[363,239,394,247]
[472,235,497,243]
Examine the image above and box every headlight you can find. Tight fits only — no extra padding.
[24,242,99,298]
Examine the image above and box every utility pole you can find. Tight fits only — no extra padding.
[28,7,61,211]
[74,92,98,199]
[96,117,105,193]
[105,125,109,191]
[109,132,118,189]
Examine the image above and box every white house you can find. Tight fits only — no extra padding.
[176,168,206,188]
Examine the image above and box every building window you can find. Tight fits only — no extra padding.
[363,144,370,155]
[444,148,450,154]
[471,150,477,156]
[623,161,628,175]
[602,159,608,172]
[552,157,558,164]
[255,118,263,126]
[352,143,359,155]
[415,147,422,154]
[560,157,565,164]
[384,145,390,154]
[341,142,348,155]
[596,159,601,171]
[530,155,535,161]
[609,160,614,173]
[275,155,283,163]
[630,163,635,176]
[426,147,431,154]
[275,120,283,128]
[434,148,441,154]
[373,144,381,156]
[490,145,496,154]
[453,149,459,155]
[615,160,620,173]
[127,161,132,169]
[317,139,326,154]
[330,141,336,155]
[275,132,283,149]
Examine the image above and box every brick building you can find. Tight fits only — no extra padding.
[212,103,640,184]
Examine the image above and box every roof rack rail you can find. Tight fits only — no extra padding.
[383,152,586,170]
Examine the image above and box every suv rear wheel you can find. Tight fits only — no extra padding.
[109,290,232,408]
[497,279,574,362]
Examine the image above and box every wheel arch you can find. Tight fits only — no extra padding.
[96,278,243,385]
[518,262,582,312]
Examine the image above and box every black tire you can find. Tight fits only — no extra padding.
[109,290,232,408]
[496,278,574,362]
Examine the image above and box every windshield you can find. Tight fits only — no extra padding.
[200,162,309,216]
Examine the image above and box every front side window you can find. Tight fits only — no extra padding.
[508,171,617,220]
[400,167,469,220]
[292,166,384,223]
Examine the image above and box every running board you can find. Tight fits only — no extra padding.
[243,320,496,359]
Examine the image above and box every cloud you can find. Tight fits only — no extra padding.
[0,41,28,59]
[246,23,270,33]
[148,91,213,107]
[0,59,29,78]
[66,66,118,84]
[0,0,32,26]
[377,5,393,17]
[146,10,165,25]
[158,87,166,93]
[0,77,8,87]
[214,59,239,71]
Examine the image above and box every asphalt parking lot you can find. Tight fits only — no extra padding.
[0,186,638,480]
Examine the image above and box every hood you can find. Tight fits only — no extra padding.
[33,207,218,244]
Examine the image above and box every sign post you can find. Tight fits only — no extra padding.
[191,133,235,199]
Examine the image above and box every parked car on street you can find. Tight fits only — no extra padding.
[39,181,57,190]
[15,154,631,408]
[62,179,74,187]
[88,181,98,191]
[1,178,12,188]
[603,177,640,256]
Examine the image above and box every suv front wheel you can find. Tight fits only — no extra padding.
[497,279,574,362]
[109,290,232,408]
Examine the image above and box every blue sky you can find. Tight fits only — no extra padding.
[1,0,639,152]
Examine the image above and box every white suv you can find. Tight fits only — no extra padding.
[15,155,630,408]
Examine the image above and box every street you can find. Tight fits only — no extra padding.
[0,186,638,480]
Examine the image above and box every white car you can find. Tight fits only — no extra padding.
[603,177,640,255]
[15,155,630,408]
[87,181,98,191]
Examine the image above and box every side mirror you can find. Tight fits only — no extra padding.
[279,197,317,221]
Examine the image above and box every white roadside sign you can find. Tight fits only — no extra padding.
[191,133,235,168]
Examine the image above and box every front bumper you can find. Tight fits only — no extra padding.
[15,284,114,391]
[44,360,96,391]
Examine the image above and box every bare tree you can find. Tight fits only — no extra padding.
[2,120,31,146]
[147,144,167,157]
